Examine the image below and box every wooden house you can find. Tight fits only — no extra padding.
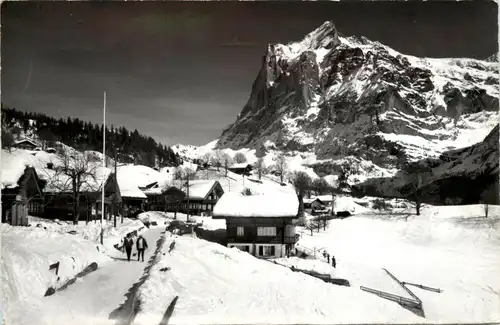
[143,184,186,214]
[1,166,45,225]
[167,180,224,216]
[213,192,299,258]
[13,139,39,150]
[228,163,253,176]
[303,198,327,214]
[44,172,121,222]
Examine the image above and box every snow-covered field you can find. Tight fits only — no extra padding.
[134,235,423,325]
[297,204,500,322]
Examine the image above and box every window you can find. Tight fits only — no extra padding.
[28,202,41,213]
[237,226,244,236]
[257,227,276,236]
[258,245,275,257]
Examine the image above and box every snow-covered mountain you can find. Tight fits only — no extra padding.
[174,21,498,203]
[217,21,498,165]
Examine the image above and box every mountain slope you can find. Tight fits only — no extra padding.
[216,21,499,173]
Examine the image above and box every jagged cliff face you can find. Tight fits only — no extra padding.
[217,21,499,170]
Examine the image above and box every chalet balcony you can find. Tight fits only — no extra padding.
[284,234,300,244]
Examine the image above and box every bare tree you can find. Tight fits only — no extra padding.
[211,150,223,171]
[483,203,489,218]
[234,152,247,164]
[400,164,433,216]
[274,152,287,184]
[254,157,266,181]
[174,167,196,181]
[306,216,322,235]
[202,153,212,167]
[291,171,312,219]
[221,152,233,177]
[46,150,101,225]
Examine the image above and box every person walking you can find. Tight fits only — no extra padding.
[331,255,336,268]
[123,234,134,262]
[136,234,148,262]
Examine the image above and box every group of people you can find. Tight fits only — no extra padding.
[322,250,336,268]
[122,233,149,262]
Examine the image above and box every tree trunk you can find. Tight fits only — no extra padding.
[297,194,304,218]
[416,201,421,216]
[73,199,80,225]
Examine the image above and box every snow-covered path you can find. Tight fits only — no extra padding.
[26,227,165,325]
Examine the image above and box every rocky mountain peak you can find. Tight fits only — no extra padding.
[217,21,499,177]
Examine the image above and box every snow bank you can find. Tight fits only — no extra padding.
[213,191,299,218]
[1,224,111,325]
[134,236,422,325]
[137,211,172,226]
[27,217,146,256]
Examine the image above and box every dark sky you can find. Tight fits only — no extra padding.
[2,1,497,146]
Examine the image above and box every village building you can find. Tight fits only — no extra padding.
[12,139,39,151]
[168,180,224,216]
[1,166,46,225]
[212,191,299,258]
[228,163,253,176]
[43,169,121,222]
[141,182,186,212]
[303,198,327,214]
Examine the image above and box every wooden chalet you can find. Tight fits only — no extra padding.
[213,192,300,258]
[167,180,224,216]
[142,182,186,213]
[44,172,121,222]
[304,198,326,214]
[1,166,45,225]
[13,139,39,150]
[228,163,253,176]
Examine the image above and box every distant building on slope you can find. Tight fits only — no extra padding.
[228,163,253,176]
[213,192,300,258]
[13,139,39,150]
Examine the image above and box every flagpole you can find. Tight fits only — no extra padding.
[101,91,106,245]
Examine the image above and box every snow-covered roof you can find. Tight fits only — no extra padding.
[303,198,324,204]
[213,192,299,218]
[171,179,221,200]
[117,165,169,199]
[1,149,112,193]
[14,139,38,147]
[187,180,219,200]
[229,163,252,169]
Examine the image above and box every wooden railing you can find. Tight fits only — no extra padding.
[360,286,422,308]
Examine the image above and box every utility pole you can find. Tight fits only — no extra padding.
[186,173,190,223]
[101,91,106,245]
[113,147,118,228]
